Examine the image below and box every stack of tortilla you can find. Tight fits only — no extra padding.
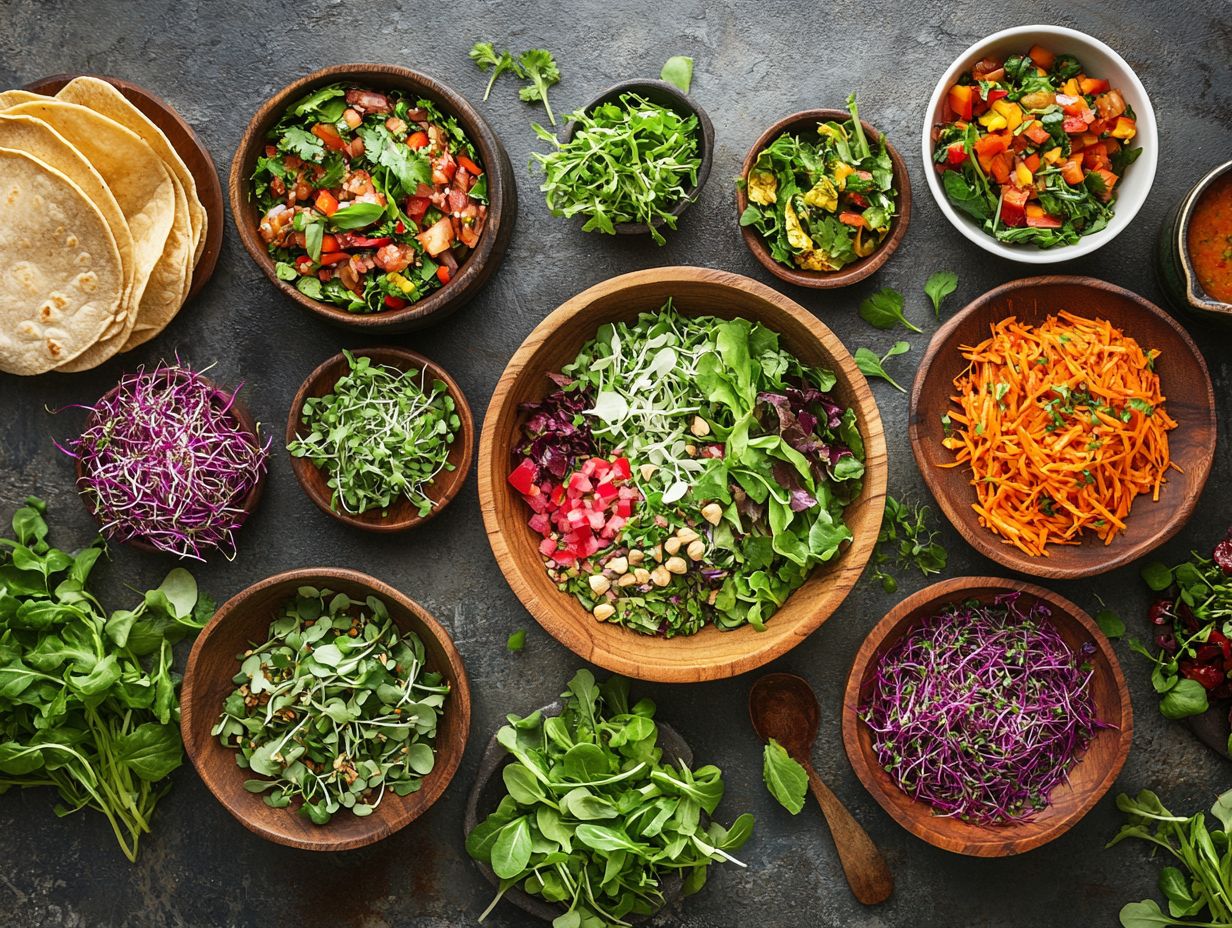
[0,77,207,375]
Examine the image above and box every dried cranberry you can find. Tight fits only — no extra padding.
[1215,538,1232,575]
[1149,599,1175,626]
[1180,659,1226,690]
[1154,631,1178,653]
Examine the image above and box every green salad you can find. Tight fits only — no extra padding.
[740,94,897,272]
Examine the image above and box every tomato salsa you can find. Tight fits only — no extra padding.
[1187,171,1232,304]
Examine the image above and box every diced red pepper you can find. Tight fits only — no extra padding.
[312,122,347,152]
[838,211,865,228]
[568,473,594,497]
[989,151,1014,185]
[945,142,968,166]
[594,482,619,502]
[507,459,539,495]
[384,295,408,309]
[610,457,632,481]
[406,130,429,149]
[457,154,483,176]
[999,185,1030,227]
[394,220,406,235]
[436,265,451,285]
[315,189,339,217]
[985,88,1009,104]
[1079,76,1110,95]
[539,536,558,557]
[295,255,314,273]
[1089,168,1119,202]
[317,252,349,266]
[1060,159,1086,185]
[615,499,633,518]
[1023,123,1052,146]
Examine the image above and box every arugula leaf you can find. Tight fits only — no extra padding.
[660,55,694,94]
[762,739,808,814]
[924,271,958,319]
[858,288,921,333]
[854,341,910,392]
[518,49,560,125]
[469,42,523,100]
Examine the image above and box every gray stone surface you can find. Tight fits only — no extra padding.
[0,1,1229,925]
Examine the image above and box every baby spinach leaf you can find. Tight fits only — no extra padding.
[491,816,533,879]
[858,288,921,333]
[1140,562,1173,592]
[660,55,694,94]
[1159,678,1208,719]
[762,738,808,815]
[924,271,958,319]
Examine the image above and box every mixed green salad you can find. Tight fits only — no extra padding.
[252,83,488,313]
[506,302,865,637]
[739,95,897,272]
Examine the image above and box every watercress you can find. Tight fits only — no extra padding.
[858,288,921,333]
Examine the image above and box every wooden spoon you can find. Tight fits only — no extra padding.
[749,672,893,904]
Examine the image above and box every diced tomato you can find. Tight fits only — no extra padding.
[405,196,431,223]
[295,255,314,273]
[1060,159,1086,185]
[838,211,865,228]
[610,457,632,480]
[1027,44,1055,69]
[603,515,626,537]
[312,122,347,152]
[317,251,349,266]
[436,265,451,285]
[1023,122,1052,146]
[416,217,455,257]
[528,513,550,535]
[985,88,1009,104]
[315,190,339,217]
[568,473,593,497]
[406,130,429,149]
[989,151,1014,185]
[1062,115,1088,134]
[615,499,633,518]
[594,482,618,502]
[1083,144,1111,171]
[394,221,406,235]
[1090,168,1119,201]
[320,233,339,252]
[507,459,539,495]
[587,509,607,531]
[1023,152,1041,173]
[457,154,483,176]
[539,536,558,557]
[550,484,566,506]
[264,144,278,158]
[948,84,975,121]
[945,141,968,166]
[999,185,1030,227]
[973,132,1009,172]
[383,295,408,310]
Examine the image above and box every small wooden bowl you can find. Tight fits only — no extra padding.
[909,275,1216,580]
[463,701,693,923]
[737,109,910,289]
[230,64,515,333]
[25,73,223,303]
[841,576,1132,857]
[286,347,474,532]
[73,368,267,556]
[180,567,471,851]
[477,266,887,683]
[563,79,714,238]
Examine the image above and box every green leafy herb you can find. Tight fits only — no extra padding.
[924,271,958,320]
[1141,561,1173,591]
[329,201,386,230]
[286,351,460,517]
[0,499,211,861]
[660,55,694,94]
[854,341,910,392]
[505,629,527,653]
[518,49,560,125]
[858,288,921,333]
[466,670,753,925]
[212,587,448,824]
[469,42,523,100]
[1095,606,1126,640]
[868,495,947,592]
[762,739,808,815]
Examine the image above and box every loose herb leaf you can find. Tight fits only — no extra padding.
[854,341,910,392]
[1095,608,1125,640]
[660,55,694,94]
[518,49,560,125]
[469,41,523,100]
[1140,562,1173,592]
[858,288,921,333]
[762,738,808,815]
[924,271,958,320]
[506,629,527,653]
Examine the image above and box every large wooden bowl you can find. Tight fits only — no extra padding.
[180,568,471,851]
[477,266,887,683]
[230,64,515,333]
[841,577,1132,857]
[737,109,910,289]
[286,347,474,532]
[909,276,1216,580]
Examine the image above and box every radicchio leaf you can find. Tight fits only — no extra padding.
[517,378,596,480]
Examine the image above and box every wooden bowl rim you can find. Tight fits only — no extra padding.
[476,265,887,682]
[23,72,224,304]
[840,575,1133,857]
[562,78,715,236]
[72,367,267,555]
[285,346,475,533]
[228,63,512,330]
[1173,158,1232,315]
[179,566,471,851]
[735,108,911,289]
[908,274,1216,579]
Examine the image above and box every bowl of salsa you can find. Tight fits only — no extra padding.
[1158,159,1232,322]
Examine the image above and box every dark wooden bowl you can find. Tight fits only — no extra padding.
[1156,158,1232,323]
[736,109,910,289]
[841,576,1132,857]
[562,79,714,237]
[73,368,267,556]
[477,266,887,683]
[286,347,474,532]
[180,567,471,851]
[24,73,223,304]
[462,701,692,923]
[229,64,515,333]
[909,275,1216,580]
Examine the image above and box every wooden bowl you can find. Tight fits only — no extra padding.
[73,368,267,556]
[462,701,693,923]
[230,64,515,333]
[737,109,910,289]
[477,266,887,683]
[286,347,474,532]
[841,576,1132,857]
[25,73,223,303]
[909,275,1216,580]
[180,567,471,851]
[563,79,714,237]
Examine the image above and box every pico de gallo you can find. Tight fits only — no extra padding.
[931,45,1142,248]
[252,83,488,313]
[506,303,865,638]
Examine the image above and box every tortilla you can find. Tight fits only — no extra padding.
[0,149,123,375]
[54,77,206,265]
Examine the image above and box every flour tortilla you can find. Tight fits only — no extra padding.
[54,77,206,265]
[0,149,123,374]
[0,114,136,344]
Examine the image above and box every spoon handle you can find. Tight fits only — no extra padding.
[805,763,893,905]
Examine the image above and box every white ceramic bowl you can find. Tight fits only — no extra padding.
[921,25,1158,264]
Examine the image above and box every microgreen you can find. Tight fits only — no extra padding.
[868,495,947,592]
[469,42,523,100]
[858,288,921,333]
[517,49,560,125]
[854,341,910,392]
[762,739,808,815]
[660,55,694,94]
[924,271,958,320]
[212,586,448,824]
[505,629,526,653]
[287,351,460,517]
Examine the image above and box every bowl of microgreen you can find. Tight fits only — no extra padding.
[533,79,714,245]
[286,346,474,532]
[478,266,887,683]
[180,567,471,851]
[922,25,1157,263]
[737,97,910,288]
[842,576,1132,857]
[230,64,515,333]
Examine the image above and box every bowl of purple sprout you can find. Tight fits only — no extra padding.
[841,576,1132,857]
[62,362,271,560]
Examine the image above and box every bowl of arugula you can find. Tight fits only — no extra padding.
[230,64,516,332]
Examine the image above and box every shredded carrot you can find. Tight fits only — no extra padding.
[941,311,1178,557]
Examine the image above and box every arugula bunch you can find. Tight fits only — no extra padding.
[0,498,211,861]
[467,670,753,927]
[1108,788,1232,927]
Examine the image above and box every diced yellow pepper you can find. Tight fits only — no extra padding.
[978,110,1008,131]
[1015,162,1034,187]
[991,99,1024,131]
[1042,146,1063,164]
[1110,116,1137,140]
[1061,77,1081,96]
[386,272,416,295]
[833,161,854,190]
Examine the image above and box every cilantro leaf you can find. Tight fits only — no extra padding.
[469,41,523,100]
[854,342,910,392]
[278,126,325,163]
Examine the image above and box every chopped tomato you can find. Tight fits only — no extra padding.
[406,130,429,149]
[945,142,968,166]
[295,255,314,273]
[1062,115,1089,134]
[456,154,483,176]
[838,211,865,228]
[999,185,1030,227]
[1023,122,1052,146]
[1060,158,1086,185]
[314,189,339,216]
[405,196,431,223]
[436,264,451,285]
[1080,76,1110,95]
[1023,152,1041,173]
[1089,168,1119,202]
[416,217,454,257]
[317,252,349,266]
[989,151,1014,185]
[507,459,539,495]
[311,122,347,152]
[384,295,408,309]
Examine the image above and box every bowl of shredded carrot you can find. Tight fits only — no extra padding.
[909,276,1216,579]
